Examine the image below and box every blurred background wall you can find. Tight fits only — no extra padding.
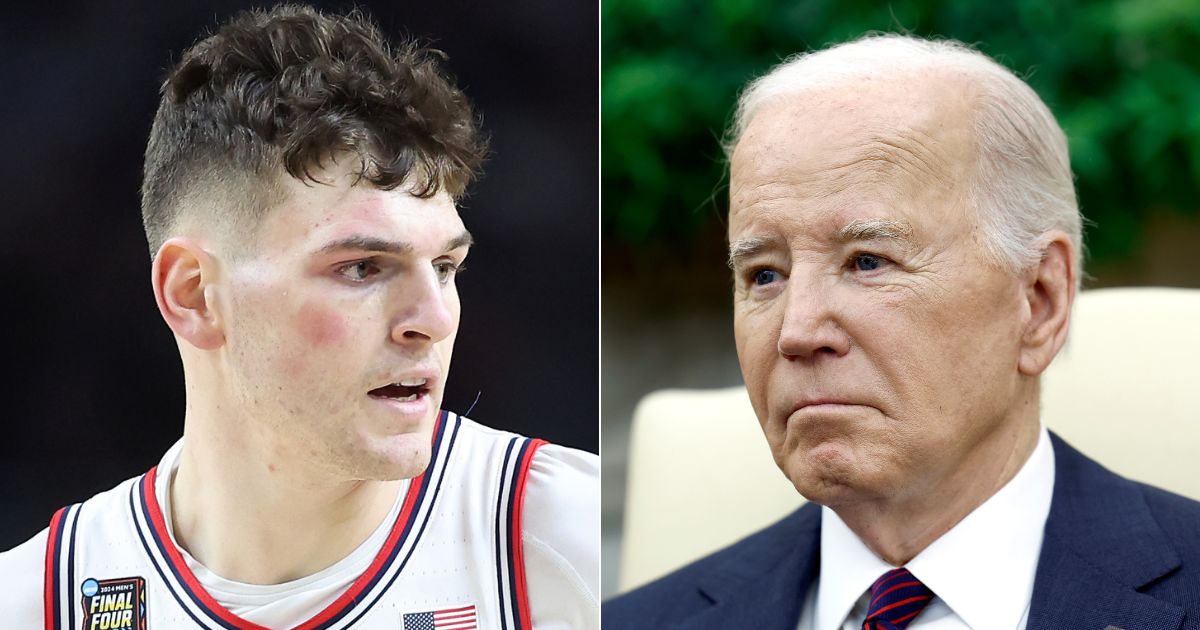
[0,0,597,551]
[602,0,1200,597]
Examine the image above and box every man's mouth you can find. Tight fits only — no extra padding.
[368,378,430,402]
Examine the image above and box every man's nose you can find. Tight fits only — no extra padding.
[389,267,456,346]
[776,274,851,360]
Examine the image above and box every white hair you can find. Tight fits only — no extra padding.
[727,34,1083,287]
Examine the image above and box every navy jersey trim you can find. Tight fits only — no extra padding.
[493,436,520,630]
[65,504,82,630]
[43,503,82,630]
[505,439,535,630]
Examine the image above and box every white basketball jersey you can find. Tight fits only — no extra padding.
[43,411,546,630]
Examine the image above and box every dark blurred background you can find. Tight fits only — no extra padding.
[0,0,597,550]
[601,0,1200,595]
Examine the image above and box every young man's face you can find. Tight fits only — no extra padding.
[215,167,469,482]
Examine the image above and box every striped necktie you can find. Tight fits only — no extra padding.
[862,567,934,630]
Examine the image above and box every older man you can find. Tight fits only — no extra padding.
[604,34,1200,629]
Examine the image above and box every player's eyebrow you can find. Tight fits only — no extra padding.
[319,230,473,256]
[727,235,782,270]
[320,236,411,255]
[443,230,474,252]
[835,217,916,250]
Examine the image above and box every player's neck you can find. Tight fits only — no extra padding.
[169,414,403,585]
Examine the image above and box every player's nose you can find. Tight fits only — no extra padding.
[389,266,456,346]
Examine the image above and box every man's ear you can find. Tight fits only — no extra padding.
[1018,231,1076,376]
[152,237,225,350]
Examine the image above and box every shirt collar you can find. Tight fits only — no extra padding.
[814,426,1055,630]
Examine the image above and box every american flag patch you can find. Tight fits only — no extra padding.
[402,604,478,629]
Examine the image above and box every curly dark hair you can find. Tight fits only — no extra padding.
[140,4,487,258]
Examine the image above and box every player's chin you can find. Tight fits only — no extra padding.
[349,432,434,481]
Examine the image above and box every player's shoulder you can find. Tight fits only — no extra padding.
[0,473,146,624]
[450,410,597,522]
[62,475,146,540]
[0,474,144,579]
[456,409,598,536]
[450,411,527,445]
[79,475,145,512]
[453,412,599,627]
[520,438,599,605]
[452,412,597,466]
[0,473,143,564]
[450,412,597,492]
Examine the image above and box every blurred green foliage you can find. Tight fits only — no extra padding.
[602,0,1200,263]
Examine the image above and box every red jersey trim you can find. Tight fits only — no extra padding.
[43,506,67,630]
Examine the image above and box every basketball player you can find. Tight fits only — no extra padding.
[0,6,598,629]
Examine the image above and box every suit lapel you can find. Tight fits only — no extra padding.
[664,434,1189,630]
[1026,434,1184,630]
[676,503,822,630]
[1027,538,1182,630]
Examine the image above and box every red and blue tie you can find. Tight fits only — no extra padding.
[861,567,934,630]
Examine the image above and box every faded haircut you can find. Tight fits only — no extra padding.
[140,4,488,259]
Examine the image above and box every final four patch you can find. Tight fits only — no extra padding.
[79,577,147,630]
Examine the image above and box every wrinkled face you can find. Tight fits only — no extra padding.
[216,168,468,482]
[729,77,1029,508]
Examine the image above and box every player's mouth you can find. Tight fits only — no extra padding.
[368,378,431,402]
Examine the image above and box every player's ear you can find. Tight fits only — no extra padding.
[1018,231,1075,376]
[152,237,225,350]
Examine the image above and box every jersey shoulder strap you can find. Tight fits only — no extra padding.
[43,474,143,630]
[459,416,548,630]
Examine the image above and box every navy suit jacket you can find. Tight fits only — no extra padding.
[604,434,1200,629]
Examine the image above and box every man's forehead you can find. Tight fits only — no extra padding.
[731,76,975,189]
[254,180,465,254]
[310,198,465,247]
[729,77,977,246]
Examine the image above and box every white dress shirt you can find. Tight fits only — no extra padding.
[797,426,1055,630]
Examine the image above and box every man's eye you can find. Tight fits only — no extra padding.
[752,269,779,286]
[337,260,380,282]
[435,261,464,285]
[852,254,886,272]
